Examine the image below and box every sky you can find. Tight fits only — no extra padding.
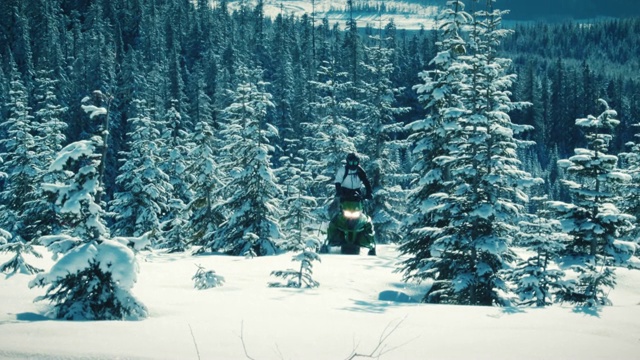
[1,244,639,359]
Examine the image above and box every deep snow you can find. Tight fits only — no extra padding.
[1,245,639,359]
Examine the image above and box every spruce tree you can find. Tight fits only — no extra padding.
[110,99,172,241]
[272,151,321,286]
[29,95,147,320]
[0,231,43,275]
[302,58,358,224]
[619,120,640,240]
[550,100,635,259]
[279,153,320,252]
[206,66,283,256]
[510,197,569,306]
[8,2,34,77]
[359,35,409,244]
[399,0,472,301]
[157,102,194,253]
[187,105,226,253]
[401,1,540,306]
[0,58,39,242]
[23,68,68,240]
[269,242,321,288]
[0,82,44,276]
[549,99,637,306]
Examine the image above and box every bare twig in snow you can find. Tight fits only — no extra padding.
[345,316,412,360]
[240,321,257,360]
[188,324,201,360]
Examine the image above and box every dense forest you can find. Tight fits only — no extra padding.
[1,0,639,318]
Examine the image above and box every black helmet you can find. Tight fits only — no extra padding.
[346,152,359,168]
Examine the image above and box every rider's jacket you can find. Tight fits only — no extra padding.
[334,165,372,201]
[335,166,364,190]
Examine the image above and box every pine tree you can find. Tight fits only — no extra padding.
[269,242,321,288]
[399,0,472,300]
[22,68,68,240]
[0,67,42,274]
[271,154,321,289]
[302,58,358,224]
[0,66,7,121]
[557,261,617,307]
[343,0,361,87]
[156,102,193,253]
[550,100,635,259]
[29,95,147,320]
[165,22,189,119]
[619,119,640,240]
[83,1,116,93]
[269,12,297,159]
[0,231,43,275]
[110,99,172,241]
[359,34,410,244]
[279,154,320,252]
[510,197,569,306]
[0,58,39,242]
[28,0,65,72]
[401,1,541,306]
[193,263,225,289]
[8,1,34,77]
[206,66,283,256]
[187,105,225,252]
[549,99,637,306]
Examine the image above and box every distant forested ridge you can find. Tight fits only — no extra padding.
[502,18,640,175]
[500,0,640,20]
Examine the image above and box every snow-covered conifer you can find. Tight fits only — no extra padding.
[0,59,39,241]
[269,238,321,289]
[359,35,410,244]
[193,264,225,289]
[29,97,147,320]
[110,99,172,242]
[32,69,68,163]
[269,16,297,153]
[401,1,541,306]
[271,160,322,286]
[510,197,569,306]
[549,100,637,306]
[160,200,191,253]
[0,228,42,275]
[154,103,193,252]
[302,58,359,223]
[400,0,472,278]
[279,154,319,251]
[205,66,283,256]
[187,111,226,252]
[22,68,68,240]
[159,102,193,209]
[619,120,640,240]
[557,259,617,307]
[549,100,636,261]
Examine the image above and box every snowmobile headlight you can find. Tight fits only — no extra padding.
[343,210,361,219]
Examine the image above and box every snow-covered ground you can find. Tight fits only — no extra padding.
[1,245,639,359]
[225,0,440,30]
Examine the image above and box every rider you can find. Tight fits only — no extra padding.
[326,152,376,255]
[335,152,372,201]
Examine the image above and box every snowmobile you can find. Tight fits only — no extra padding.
[320,198,376,255]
